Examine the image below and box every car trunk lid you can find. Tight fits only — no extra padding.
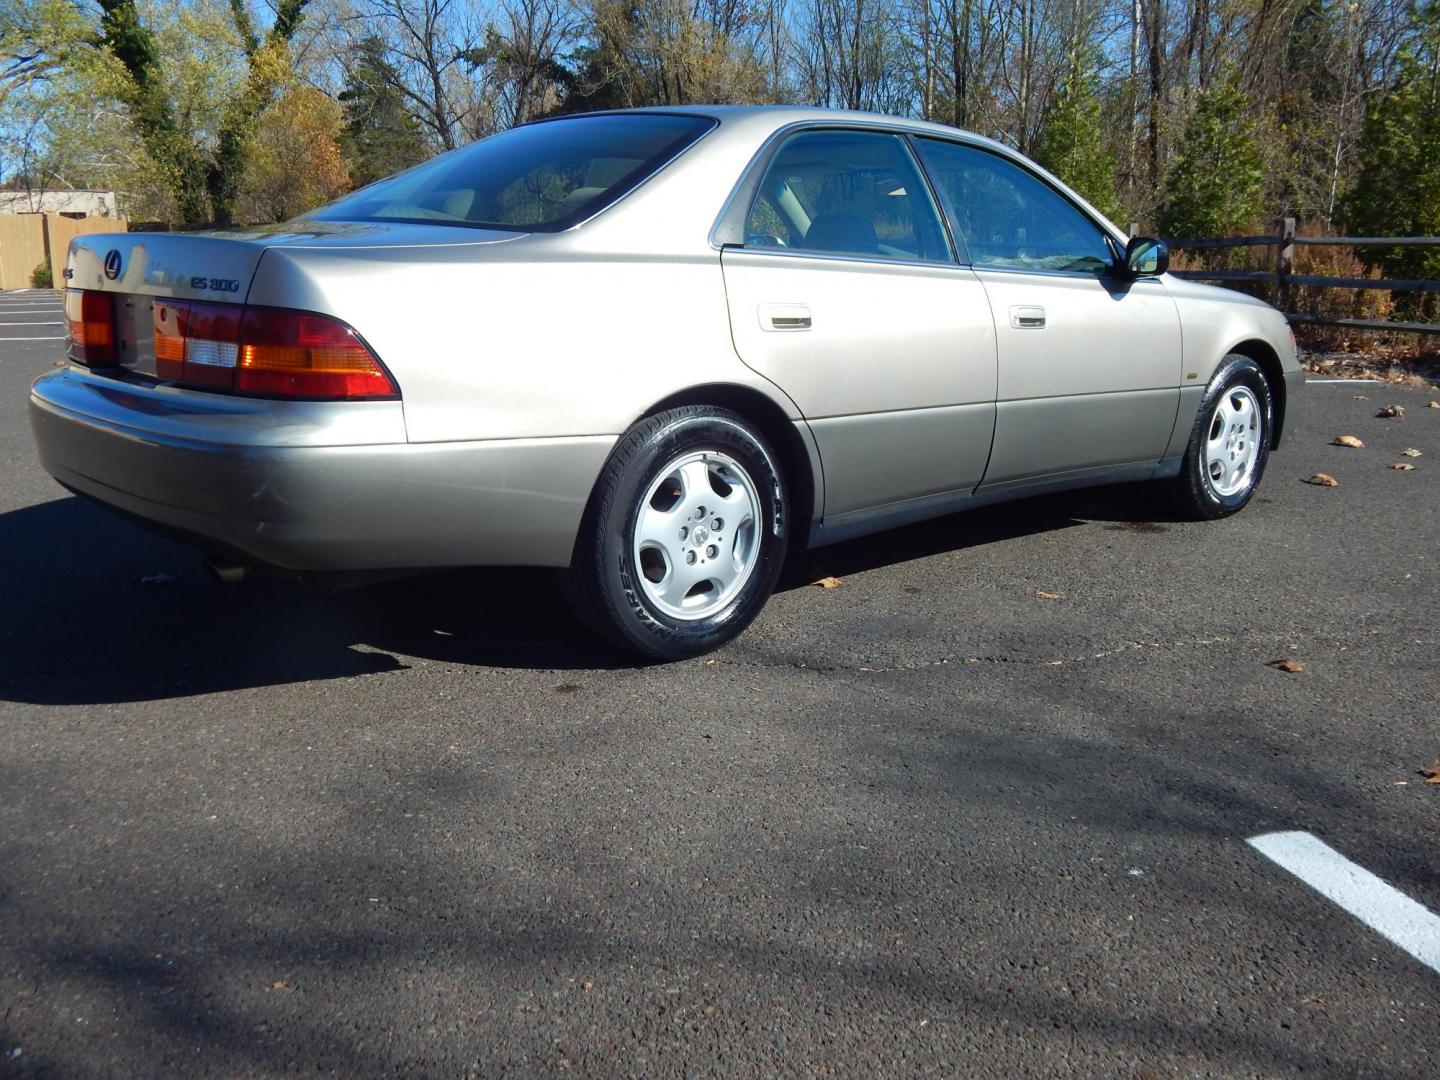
[64,221,523,381]
[66,220,523,301]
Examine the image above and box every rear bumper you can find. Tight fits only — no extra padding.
[29,367,613,571]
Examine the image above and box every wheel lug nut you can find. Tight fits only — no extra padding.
[679,526,688,540]
[685,550,697,565]
[705,544,718,559]
[711,518,722,531]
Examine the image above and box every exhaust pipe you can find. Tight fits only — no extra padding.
[204,557,249,584]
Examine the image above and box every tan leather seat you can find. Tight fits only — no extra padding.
[442,190,475,218]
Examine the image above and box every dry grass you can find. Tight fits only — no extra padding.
[1168,221,1438,383]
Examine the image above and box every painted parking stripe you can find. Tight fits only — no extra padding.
[0,335,65,341]
[1249,831,1440,974]
[0,321,63,326]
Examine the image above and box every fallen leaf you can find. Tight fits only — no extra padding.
[1376,405,1404,418]
[1032,589,1063,600]
[811,576,843,589]
[271,980,291,991]
[1305,472,1339,486]
[1267,658,1305,673]
[1402,448,1422,457]
[1333,435,1364,448]
[1429,400,1440,409]
[1352,394,1369,400]
[1418,760,1440,784]
[1390,462,1416,471]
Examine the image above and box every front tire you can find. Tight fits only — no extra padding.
[1172,354,1273,520]
[564,406,788,660]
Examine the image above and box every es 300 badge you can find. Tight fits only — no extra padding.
[190,276,242,293]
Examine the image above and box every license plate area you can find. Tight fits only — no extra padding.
[112,294,158,377]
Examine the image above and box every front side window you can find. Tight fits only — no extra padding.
[914,139,1115,275]
[307,113,714,231]
[744,130,951,263]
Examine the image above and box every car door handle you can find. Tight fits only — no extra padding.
[758,303,812,332]
[1010,305,1046,329]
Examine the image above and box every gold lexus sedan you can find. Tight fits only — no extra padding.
[31,106,1302,659]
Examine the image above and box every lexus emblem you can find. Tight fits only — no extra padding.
[103,249,122,280]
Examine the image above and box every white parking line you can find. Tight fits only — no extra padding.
[0,335,65,341]
[1249,831,1440,975]
[0,321,64,326]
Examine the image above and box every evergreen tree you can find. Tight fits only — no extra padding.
[1158,79,1265,240]
[338,36,433,189]
[1033,65,1122,223]
[1340,0,1440,318]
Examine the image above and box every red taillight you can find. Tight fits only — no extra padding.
[236,308,398,399]
[152,300,396,400]
[66,289,117,366]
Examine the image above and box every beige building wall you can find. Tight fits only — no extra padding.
[0,190,119,216]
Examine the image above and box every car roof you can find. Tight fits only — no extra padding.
[552,104,1017,156]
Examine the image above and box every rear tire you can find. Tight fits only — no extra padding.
[1171,354,1273,520]
[564,406,788,660]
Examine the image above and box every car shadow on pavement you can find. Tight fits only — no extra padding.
[0,483,1181,704]
[781,480,1187,587]
[0,497,634,705]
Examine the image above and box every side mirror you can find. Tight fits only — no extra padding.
[1125,236,1169,276]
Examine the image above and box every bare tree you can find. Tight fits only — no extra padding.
[348,0,482,148]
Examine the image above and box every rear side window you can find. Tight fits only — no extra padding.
[744,130,952,263]
[308,113,715,231]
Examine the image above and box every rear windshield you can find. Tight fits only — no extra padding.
[306,113,715,232]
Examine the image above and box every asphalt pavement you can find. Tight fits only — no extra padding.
[1,288,1437,1076]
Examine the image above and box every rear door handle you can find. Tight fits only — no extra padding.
[759,303,812,332]
[1010,305,1046,329]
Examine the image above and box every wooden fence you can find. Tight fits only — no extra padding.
[0,213,128,290]
[1143,217,1440,335]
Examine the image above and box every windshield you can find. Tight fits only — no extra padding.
[307,113,716,232]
